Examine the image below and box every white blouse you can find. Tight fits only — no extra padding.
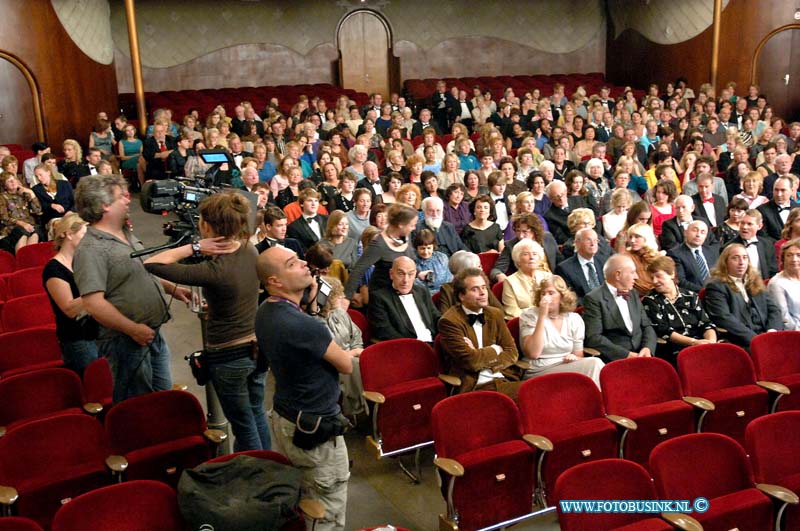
[519,309,585,368]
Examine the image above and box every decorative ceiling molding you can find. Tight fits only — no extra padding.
[51,0,114,65]
[608,0,730,44]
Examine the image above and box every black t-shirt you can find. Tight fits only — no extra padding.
[255,299,339,418]
[42,258,98,342]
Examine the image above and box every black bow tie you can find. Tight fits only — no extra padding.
[778,206,792,213]
[305,216,318,224]
[745,240,758,248]
[494,197,505,203]
[617,290,631,301]
[467,313,485,326]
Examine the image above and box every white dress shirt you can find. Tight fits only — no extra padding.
[606,283,633,332]
[701,200,717,227]
[305,216,321,240]
[399,293,433,343]
[744,239,760,275]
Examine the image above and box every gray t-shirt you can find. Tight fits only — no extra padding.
[74,225,169,339]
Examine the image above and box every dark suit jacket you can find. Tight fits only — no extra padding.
[691,194,727,229]
[357,177,384,201]
[660,216,719,251]
[490,233,560,281]
[758,200,798,241]
[449,100,474,122]
[703,279,783,348]
[286,214,328,251]
[544,196,586,244]
[368,284,440,342]
[411,120,442,138]
[255,237,304,258]
[33,180,75,224]
[143,135,178,179]
[583,285,657,362]
[414,221,465,257]
[728,235,778,279]
[555,253,608,304]
[437,305,519,394]
[667,243,719,293]
[595,125,613,143]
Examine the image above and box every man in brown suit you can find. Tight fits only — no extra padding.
[438,267,522,400]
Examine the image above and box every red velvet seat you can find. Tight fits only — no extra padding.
[0,250,14,275]
[432,391,547,531]
[750,330,800,412]
[555,459,691,531]
[347,308,370,345]
[506,316,521,351]
[0,414,115,527]
[0,518,43,531]
[0,326,62,380]
[360,339,449,480]
[7,266,45,299]
[677,343,768,444]
[491,279,504,303]
[82,357,114,412]
[14,243,55,270]
[0,368,97,436]
[104,390,223,488]
[1,293,55,332]
[600,357,695,468]
[478,251,499,276]
[650,433,784,531]
[518,374,619,506]
[50,480,184,531]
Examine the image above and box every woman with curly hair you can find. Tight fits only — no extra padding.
[623,222,661,296]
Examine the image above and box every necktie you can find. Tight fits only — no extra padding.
[586,262,600,290]
[702,197,714,204]
[617,290,631,301]
[158,141,166,152]
[467,313,485,326]
[694,249,709,282]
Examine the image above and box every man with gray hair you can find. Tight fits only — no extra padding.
[73,175,190,402]
[667,219,719,292]
[356,160,383,201]
[417,196,465,257]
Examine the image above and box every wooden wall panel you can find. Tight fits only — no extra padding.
[0,58,37,147]
[606,0,797,96]
[0,0,117,150]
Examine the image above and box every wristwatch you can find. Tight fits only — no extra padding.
[191,240,202,257]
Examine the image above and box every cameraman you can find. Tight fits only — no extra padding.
[144,191,269,451]
[256,246,357,530]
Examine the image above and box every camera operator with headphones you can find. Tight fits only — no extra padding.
[144,190,269,451]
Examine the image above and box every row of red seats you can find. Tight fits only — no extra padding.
[0,243,54,274]
[0,266,44,303]
[0,243,57,334]
[0,145,35,168]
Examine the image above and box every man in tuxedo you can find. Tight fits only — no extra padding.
[411,108,442,138]
[255,206,304,257]
[597,86,616,113]
[360,92,383,118]
[595,112,615,143]
[583,254,657,363]
[357,161,384,202]
[227,134,252,171]
[368,256,440,343]
[438,267,522,399]
[431,80,455,131]
[74,148,103,184]
[555,228,608,304]
[286,189,328,251]
[758,175,797,241]
[729,209,777,280]
[667,220,719,292]
[230,105,247,136]
[660,195,717,250]
[691,173,726,231]
[491,214,560,282]
[762,154,794,200]
[544,180,585,245]
[449,89,474,130]
[142,122,176,180]
[417,197,466,257]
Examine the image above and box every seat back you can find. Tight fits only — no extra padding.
[0,249,15,274]
[649,433,754,501]
[601,357,683,413]
[1,293,55,332]
[0,518,43,531]
[519,373,605,433]
[745,411,800,484]
[360,338,440,392]
[506,316,521,351]
[555,459,658,531]
[347,308,370,345]
[750,331,800,380]
[8,266,45,299]
[50,480,183,531]
[677,343,756,395]
[0,326,62,377]
[105,390,207,455]
[491,279,504,302]
[432,391,521,459]
[83,357,113,408]
[478,252,499,276]
[0,368,85,427]
[15,243,55,270]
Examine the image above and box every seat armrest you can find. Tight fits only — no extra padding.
[298,498,326,520]
[105,455,129,473]
[204,429,228,445]
[434,457,464,477]
[438,374,461,387]
[0,485,18,507]
[660,512,703,531]
[756,380,791,395]
[757,483,800,504]
[172,383,189,391]
[83,402,103,415]
[584,347,601,357]
[522,433,553,452]
[362,390,386,404]
[607,415,638,431]
[682,396,715,411]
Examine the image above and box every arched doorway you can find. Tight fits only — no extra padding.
[752,25,800,122]
[337,9,392,98]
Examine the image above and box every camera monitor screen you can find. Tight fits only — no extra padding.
[199,151,232,164]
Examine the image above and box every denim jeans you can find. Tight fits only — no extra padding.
[98,329,172,403]
[60,339,99,377]
[209,356,270,452]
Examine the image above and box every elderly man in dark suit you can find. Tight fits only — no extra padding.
[438,267,522,399]
[544,180,587,245]
[758,175,798,241]
[490,214,560,283]
[416,196,466,257]
[142,122,177,180]
[661,194,704,251]
[286,189,328,251]
[667,220,719,292]
[555,228,608,304]
[368,256,440,343]
[583,254,657,363]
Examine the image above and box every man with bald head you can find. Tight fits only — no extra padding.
[660,194,718,250]
[583,254,657,362]
[762,153,793,199]
[357,160,383,201]
[367,256,441,342]
[667,219,719,292]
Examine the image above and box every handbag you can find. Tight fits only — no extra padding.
[185,350,210,386]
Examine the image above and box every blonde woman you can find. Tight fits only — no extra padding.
[603,188,632,241]
[58,139,84,184]
[624,222,661,296]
